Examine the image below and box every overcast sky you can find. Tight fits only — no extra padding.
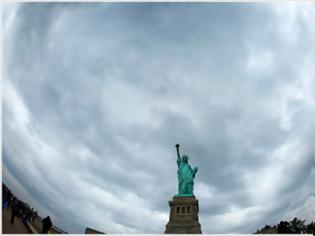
[2,2,315,234]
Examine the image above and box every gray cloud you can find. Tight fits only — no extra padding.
[3,2,315,234]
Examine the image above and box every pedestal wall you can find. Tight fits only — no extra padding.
[165,196,202,234]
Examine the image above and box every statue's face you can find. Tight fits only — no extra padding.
[183,155,188,163]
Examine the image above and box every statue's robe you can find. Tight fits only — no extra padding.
[177,158,195,195]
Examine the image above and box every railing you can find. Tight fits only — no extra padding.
[29,216,68,234]
[51,225,68,234]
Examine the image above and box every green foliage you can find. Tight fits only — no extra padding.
[255,217,315,235]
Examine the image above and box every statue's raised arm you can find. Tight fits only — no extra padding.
[175,144,181,166]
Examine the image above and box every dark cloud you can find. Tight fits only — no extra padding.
[3,2,315,234]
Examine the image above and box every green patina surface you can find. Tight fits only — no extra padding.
[175,144,198,196]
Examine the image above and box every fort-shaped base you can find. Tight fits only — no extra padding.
[164,196,202,234]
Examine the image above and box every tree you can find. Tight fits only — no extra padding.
[256,217,315,235]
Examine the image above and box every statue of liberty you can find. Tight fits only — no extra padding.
[175,144,198,196]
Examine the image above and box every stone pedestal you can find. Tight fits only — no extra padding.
[165,196,202,234]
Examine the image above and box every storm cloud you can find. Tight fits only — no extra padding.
[2,2,315,233]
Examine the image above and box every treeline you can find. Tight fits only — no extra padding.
[255,217,315,234]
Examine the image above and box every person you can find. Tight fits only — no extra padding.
[17,200,24,218]
[27,208,33,223]
[10,198,19,225]
[41,216,52,233]
[32,211,38,223]
[175,144,198,195]
[2,199,9,210]
[23,207,32,224]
